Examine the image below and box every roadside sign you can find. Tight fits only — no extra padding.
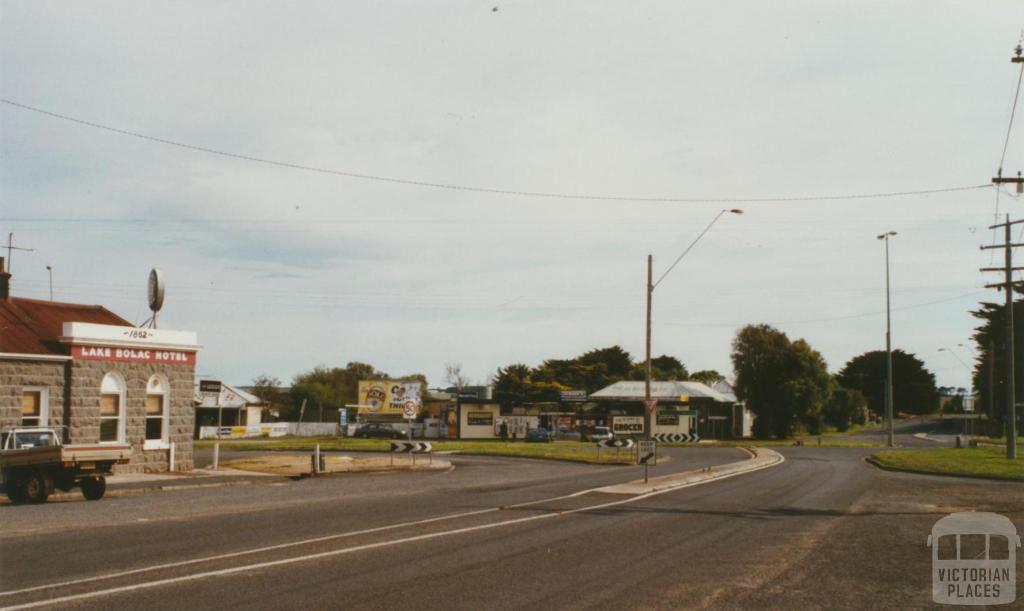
[612,416,645,435]
[390,441,432,453]
[339,408,348,427]
[643,398,659,414]
[963,396,975,412]
[597,439,635,449]
[401,400,418,419]
[653,432,699,443]
[560,390,588,402]
[199,380,222,394]
[637,440,656,465]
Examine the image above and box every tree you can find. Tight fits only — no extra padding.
[290,361,391,422]
[250,374,289,420]
[969,294,1023,432]
[576,346,633,379]
[731,325,832,438]
[690,369,725,385]
[835,350,939,416]
[492,363,533,406]
[444,362,469,392]
[823,386,868,432]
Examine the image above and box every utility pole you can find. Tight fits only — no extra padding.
[642,209,743,442]
[979,215,1022,460]
[878,231,897,447]
[4,233,34,274]
[645,254,653,441]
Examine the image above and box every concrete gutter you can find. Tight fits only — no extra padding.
[594,447,784,495]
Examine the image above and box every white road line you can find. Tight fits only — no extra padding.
[0,485,686,611]
[0,486,596,599]
[1,451,780,610]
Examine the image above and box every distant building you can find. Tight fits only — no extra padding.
[590,380,745,440]
[0,258,199,472]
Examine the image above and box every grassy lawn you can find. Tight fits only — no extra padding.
[196,437,636,464]
[870,447,1024,481]
[658,439,881,448]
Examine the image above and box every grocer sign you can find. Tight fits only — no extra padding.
[611,416,644,435]
[357,380,422,415]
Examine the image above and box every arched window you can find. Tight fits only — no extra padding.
[145,374,170,449]
[100,372,126,443]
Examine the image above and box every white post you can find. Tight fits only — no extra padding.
[169,441,176,472]
[213,442,220,470]
[315,444,321,474]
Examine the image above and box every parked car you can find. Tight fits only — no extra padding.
[525,427,553,443]
[355,423,401,439]
[556,427,582,441]
[585,426,613,442]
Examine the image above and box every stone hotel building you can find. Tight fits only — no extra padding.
[0,259,198,472]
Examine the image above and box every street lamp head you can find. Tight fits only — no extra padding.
[46,265,52,271]
[727,208,744,215]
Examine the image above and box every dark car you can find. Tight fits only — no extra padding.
[355,423,401,439]
[525,427,553,443]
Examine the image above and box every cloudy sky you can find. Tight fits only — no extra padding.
[2,1,1022,391]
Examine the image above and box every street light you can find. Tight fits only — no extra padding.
[645,208,744,439]
[877,231,897,447]
[45,265,53,301]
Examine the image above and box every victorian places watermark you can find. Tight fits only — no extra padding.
[928,512,1020,605]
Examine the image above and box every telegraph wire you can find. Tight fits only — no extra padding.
[0,98,992,204]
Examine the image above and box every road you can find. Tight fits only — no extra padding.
[0,440,1020,610]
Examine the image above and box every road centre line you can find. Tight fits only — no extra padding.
[0,454,782,611]
[0,487,593,599]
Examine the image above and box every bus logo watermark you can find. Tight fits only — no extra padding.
[927,512,1020,605]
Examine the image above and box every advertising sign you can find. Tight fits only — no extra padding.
[339,408,348,427]
[612,416,644,435]
[560,390,587,402]
[357,380,422,414]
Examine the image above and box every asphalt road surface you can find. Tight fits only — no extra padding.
[1,440,1020,610]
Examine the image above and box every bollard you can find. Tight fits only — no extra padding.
[315,444,322,474]
[212,442,220,470]
[169,441,176,472]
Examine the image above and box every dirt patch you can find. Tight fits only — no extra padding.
[221,454,450,476]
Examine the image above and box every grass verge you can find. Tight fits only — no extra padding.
[869,447,1023,481]
[196,438,635,464]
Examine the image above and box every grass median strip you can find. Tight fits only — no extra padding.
[196,438,635,464]
[869,446,1023,481]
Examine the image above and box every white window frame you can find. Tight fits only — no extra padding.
[144,375,170,450]
[21,387,49,428]
[99,372,127,444]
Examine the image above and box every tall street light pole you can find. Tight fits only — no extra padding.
[877,231,897,447]
[645,209,743,439]
[46,265,53,301]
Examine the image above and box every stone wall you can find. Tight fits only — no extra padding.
[69,359,195,473]
[1,356,195,473]
[0,358,70,431]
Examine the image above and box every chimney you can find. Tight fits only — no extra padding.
[0,257,9,299]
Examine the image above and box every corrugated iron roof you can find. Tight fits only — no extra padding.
[194,382,262,408]
[0,297,132,356]
[590,380,733,402]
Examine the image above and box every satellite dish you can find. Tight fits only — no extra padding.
[148,268,165,312]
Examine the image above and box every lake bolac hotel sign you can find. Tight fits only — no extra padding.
[61,322,199,364]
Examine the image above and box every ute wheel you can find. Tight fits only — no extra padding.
[25,470,50,504]
[5,480,29,504]
[80,477,106,501]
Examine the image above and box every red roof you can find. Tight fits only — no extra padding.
[0,297,132,356]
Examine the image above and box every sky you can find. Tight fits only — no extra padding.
[2,1,1023,392]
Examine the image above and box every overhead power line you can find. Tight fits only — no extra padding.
[0,98,991,204]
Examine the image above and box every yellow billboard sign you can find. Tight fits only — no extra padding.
[357,380,422,415]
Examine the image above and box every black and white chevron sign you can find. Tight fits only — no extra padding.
[652,433,700,443]
[597,439,635,449]
[390,441,433,453]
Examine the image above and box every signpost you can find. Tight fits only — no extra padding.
[200,380,223,440]
[596,438,634,460]
[637,439,656,483]
[643,398,659,415]
[402,399,418,442]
